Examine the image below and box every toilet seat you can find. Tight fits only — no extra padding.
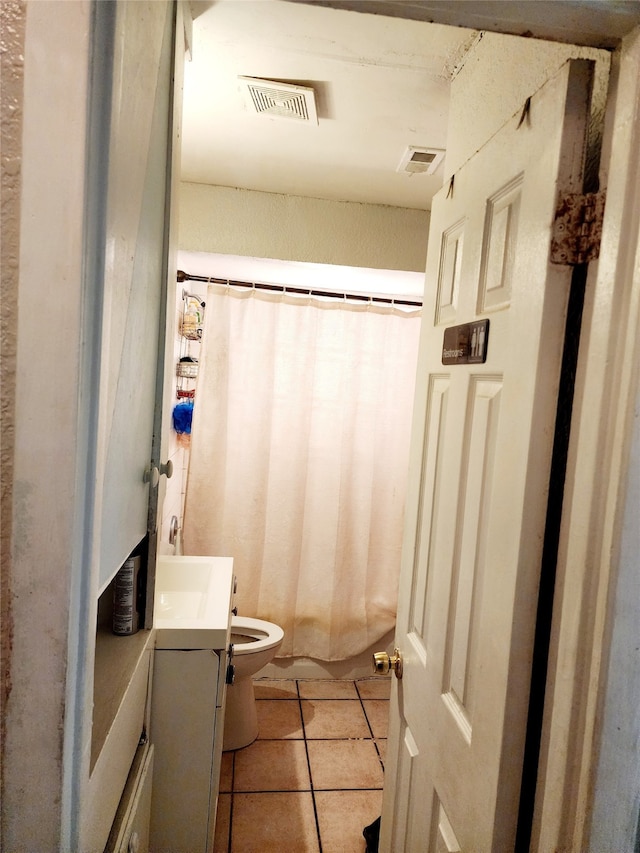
[230,616,284,655]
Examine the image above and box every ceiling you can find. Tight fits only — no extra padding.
[290,0,640,50]
[182,0,479,211]
[181,0,640,213]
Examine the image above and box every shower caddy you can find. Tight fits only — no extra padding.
[176,289,205,400]
[172,289,206,446]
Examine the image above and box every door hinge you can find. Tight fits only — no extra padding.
[550,190,606,265]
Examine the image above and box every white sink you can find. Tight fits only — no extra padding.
[154,555,234,649]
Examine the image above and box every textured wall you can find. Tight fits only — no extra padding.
[3,2,92,848]
[0,0,25,815]
[179,182,430,273]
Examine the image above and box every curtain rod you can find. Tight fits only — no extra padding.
[177,270,423,308]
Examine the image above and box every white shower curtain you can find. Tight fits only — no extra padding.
[183,284,421,660]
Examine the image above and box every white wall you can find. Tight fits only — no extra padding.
[176,250,426,299]
[590,381,640,847]
[445,30,609,177]
[586,27,640,851]
[179,182,430,273]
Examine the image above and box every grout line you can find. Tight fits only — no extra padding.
[298,679,324,853]
[231,785,383,794]
[232,787,314,794]
[225,751,235,853]
[359,689,377,740]
[374,743,386,774]
[310,786,385,793]
[356,683,388,774]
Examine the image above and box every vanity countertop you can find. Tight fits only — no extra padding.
[154,555,234,650]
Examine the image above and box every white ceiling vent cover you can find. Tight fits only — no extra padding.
[397,146,445,176]
[239,76,318,124]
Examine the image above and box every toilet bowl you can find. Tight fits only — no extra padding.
[223,616,284,751]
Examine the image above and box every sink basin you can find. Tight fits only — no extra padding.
[154,555,234,649]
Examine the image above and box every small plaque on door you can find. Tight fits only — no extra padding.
[442,319,489,365]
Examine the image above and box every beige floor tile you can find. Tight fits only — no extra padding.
[362,699,389,738]
[256,699,304,739]
[253,679,299,699]
[231,792,320,853]
[234,740,311,791]
[315,789,383,853]
[219,751,234,793]
[298,680,358,700]
[302,699,371,739]
[307,739,383,790]
[213,793,231,853]
[356,677,392,700]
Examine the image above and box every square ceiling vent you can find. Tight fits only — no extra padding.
[239,76,318,124]
[397,146,445,176]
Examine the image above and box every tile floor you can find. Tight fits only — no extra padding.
[214,677,391,853]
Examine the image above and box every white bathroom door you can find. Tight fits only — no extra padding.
[380,59,596,851]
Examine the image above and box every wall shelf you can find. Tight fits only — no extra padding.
[92,625,153,771]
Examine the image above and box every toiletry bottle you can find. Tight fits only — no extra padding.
[181,301,199,339]
[113,555,141,635]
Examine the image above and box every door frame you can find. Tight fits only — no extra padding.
[531,25,640,852]
[63,1,185,848]
[152,13,640,850]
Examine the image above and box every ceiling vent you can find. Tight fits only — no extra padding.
[239,76,318,124]
[397,146,445,176]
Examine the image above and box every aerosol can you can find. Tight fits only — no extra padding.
[112,555,141,635]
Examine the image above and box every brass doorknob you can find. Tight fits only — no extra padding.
[372,648,403,679]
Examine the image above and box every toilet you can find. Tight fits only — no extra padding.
[223,616,284,751]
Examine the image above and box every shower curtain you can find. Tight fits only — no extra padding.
[183,283,421,660]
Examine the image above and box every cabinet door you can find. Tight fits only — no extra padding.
[96,0,175,593]
[107,744,155,853]
[150,650,221,853]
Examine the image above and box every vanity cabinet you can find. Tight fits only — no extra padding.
[150,651,226,852]
[149,557,235,852]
